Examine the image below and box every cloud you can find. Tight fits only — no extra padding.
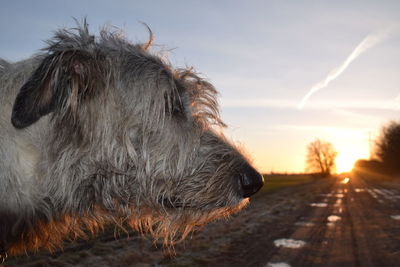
[332,109,381,123]
[394,93,400,110]
[297,28,394,110]
[220,98,399,110]
[267,124,375,138]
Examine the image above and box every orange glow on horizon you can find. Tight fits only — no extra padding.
[230,126,371,174]
[336,149,368,173]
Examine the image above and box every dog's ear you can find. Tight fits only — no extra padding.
[11,50,100,129]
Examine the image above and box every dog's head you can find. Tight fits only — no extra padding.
[11,21,263,246]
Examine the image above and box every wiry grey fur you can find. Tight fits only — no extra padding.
[0,21,255,256]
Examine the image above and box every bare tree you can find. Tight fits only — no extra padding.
[375,121,400,175]
[306,139,337,176]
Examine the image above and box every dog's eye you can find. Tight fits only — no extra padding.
[165,81,188,117]
[165,98,185,116]
[172,100,184,115]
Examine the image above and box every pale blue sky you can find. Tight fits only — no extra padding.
[1,1,400,172]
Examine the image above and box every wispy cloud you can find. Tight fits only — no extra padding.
[267,124,375,138]
[394,93,400,110]
[331,109,382,125]
[221,98,399,110]
[297,28,393,110]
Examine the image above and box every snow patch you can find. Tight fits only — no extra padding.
[274,238,306,249]
[373,189,399,201]
[334,199,342,206]
[367,189,379,199]
[390,215,400,220]
[310,203,328,207]
[327,215,341,222]
[267,262,292,267]
[327,222,335,227]
[295,222,315,227]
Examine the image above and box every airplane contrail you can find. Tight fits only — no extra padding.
[297,29,392,110]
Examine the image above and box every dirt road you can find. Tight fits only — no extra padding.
[165,174,400,267]
[5,174,400,266]
[262,174,400,267]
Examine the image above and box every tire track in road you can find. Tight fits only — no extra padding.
[266,174,400,266]
[349,175,400,266]
[267,183,341,266]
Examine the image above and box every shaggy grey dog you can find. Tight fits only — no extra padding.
[0,21,263,258]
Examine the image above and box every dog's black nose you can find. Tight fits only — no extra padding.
[239,165,264,198]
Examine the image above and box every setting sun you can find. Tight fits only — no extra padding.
[336,151,365,173]
[326,129,371,174]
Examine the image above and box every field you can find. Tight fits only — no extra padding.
[260,174,316,193]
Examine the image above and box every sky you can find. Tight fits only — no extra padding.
[1,0,400,173]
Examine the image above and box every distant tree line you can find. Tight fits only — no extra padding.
[354,121,400,176]
[353,159,386,174]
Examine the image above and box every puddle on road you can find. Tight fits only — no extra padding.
[334,199,342,206]
[274,238,306,249]
[267,262,292,267]
[334,207,343,214]
[390,215,400,220]
[310,203,328,207]
[367,189,378,199]
[327,215,341,222]
[366,189,385,203]
[373,189,400,201]
[327,215,341,227]
[341,177,350,184]
[295,221,315,227]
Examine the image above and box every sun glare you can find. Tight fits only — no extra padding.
[336,151,363,173]
[329,131,370,174]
